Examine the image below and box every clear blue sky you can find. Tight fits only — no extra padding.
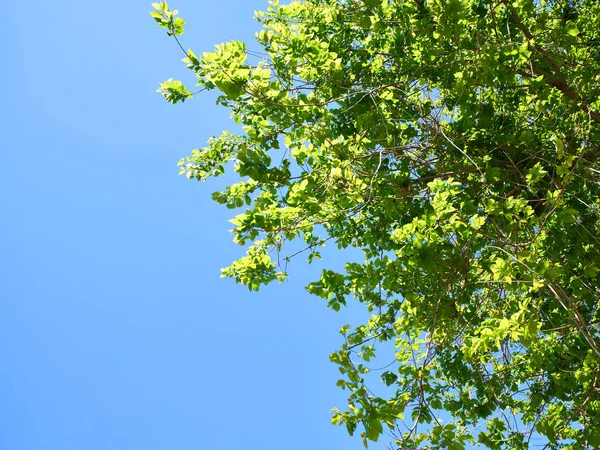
[1,1,367,449]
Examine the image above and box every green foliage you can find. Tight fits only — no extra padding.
[153,0,600,447]
[150,2,185,36]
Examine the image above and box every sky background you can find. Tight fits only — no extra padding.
[1,1,369,449]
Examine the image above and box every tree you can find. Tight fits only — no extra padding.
[152,0,600,447]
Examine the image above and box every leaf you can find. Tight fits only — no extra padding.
[366,418,382,441]
[555,136,565,153]
[584,264,600,278]
[559,207,578,224]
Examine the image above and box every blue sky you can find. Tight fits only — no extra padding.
[1,1,368,449]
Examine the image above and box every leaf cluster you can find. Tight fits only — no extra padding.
[153,0,600,447]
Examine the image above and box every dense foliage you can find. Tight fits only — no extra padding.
[152,0,600,447]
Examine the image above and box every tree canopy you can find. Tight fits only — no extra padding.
[152,0,600,447]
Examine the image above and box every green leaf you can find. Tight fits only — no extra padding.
[366,418,382,441]
[584,264,600,278]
